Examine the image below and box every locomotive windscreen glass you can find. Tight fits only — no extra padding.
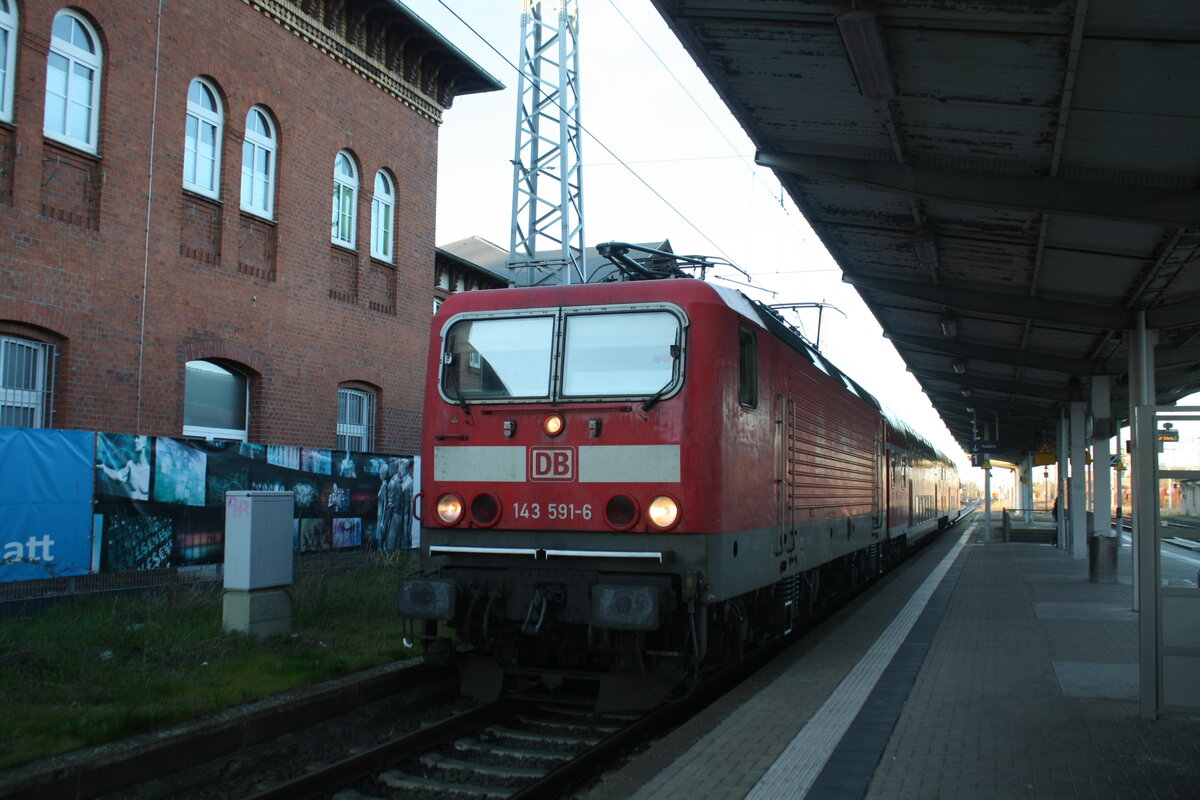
[442,316,554,399]
[561,311,679,397]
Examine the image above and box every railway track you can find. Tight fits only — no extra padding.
[6,522,966,800]
[241,540,904,800]
[248,557,936,800]
[0,663,458,800]
[246,696,645,800]
[240,583,860,800]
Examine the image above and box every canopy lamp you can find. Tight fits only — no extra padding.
[913,227,939,269]
[835,3,896,100]
[952,358,967,375]
[939,317,958,337]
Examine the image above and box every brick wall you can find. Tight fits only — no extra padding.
[0,0,486,454]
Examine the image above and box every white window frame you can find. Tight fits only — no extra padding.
[240,106,275,219]
[370,170,394,261]
[0,335,54,428]
[337,387,376,452]
[44,10,102,153]
[183,360,249,442]
[0,0,17,124]
[331,151,358,247]
[183,78,222,198]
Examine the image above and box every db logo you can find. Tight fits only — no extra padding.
[530,447,574,481]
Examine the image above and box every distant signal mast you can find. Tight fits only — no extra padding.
[508,0,587,285]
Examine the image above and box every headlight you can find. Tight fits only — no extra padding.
[470,493,501,527]
[605,495,639,531]
[542,413,564,436]
[647,495,680,530]
[435,493,464,525]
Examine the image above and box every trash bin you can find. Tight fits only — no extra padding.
[1088,533,1118,583]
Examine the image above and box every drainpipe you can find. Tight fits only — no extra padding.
[135,0,165,432]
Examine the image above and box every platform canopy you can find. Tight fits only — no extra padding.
[650,0,1200,464]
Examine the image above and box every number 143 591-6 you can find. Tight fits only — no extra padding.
[512,502,592,521]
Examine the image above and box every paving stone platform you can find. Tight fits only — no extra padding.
[580,514,1200,800]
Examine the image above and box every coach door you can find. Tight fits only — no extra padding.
[874,419,886,531]
[774,393,795,556]
[908,463,915,527]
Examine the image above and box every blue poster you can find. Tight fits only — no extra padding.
[0,427,94,582]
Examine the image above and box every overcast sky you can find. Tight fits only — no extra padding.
[404,0,981,475]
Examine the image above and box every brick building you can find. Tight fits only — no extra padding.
[0,0,499,453]
[434,236,510,310]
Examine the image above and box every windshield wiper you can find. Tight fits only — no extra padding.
[442,349,472,417]
[641,382,672,413]
[641,345,680,412]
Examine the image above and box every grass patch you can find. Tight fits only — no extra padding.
[0,553,421,770]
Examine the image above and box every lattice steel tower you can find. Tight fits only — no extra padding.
[508,0,587,285]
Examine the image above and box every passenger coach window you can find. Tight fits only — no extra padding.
[738,324,757,408]
[561,311,679,397]
[442,316,554,400]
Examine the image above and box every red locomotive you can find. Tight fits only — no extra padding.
[400,252,959,706]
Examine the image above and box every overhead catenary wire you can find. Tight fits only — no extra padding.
[429,1,969,467]
[604,0,829,263]
[432,0,811,292]
[432,2,731,262]
[605,2,791,207]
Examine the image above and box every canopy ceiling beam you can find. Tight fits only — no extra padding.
[756,150,1200,227]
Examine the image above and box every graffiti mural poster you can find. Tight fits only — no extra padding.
[3,425,418,583]
[0,428,93,582]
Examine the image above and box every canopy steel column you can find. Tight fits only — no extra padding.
[1089,376,1115,581]
[1128,314,1157,612]
[984,463,993,542]
[1057,407,1068,549]
[1021,452,1034,522]
[1069,401,1088,559]
[1133,407,1159,718]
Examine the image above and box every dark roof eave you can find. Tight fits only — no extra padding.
[390,0,504,96]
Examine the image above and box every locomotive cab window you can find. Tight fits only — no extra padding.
[562,311,680,398]
[738,324,757,408]
[440,304,685,405]
[441,316,555,400]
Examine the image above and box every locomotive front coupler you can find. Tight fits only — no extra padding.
[521,583,566,635]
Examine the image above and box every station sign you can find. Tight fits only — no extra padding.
[968,440,999,454]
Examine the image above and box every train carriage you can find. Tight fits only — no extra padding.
[400,273,958,706]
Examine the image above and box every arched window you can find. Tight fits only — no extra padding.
[0,335,55,428]
[0,0,17,124]
[240,107,275,218]
[44,10,102,152]
[331,151,357,247]
[183,360,248,441]
[184,78,222,197]
[370,170,394,261]
[337,386,376,452]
